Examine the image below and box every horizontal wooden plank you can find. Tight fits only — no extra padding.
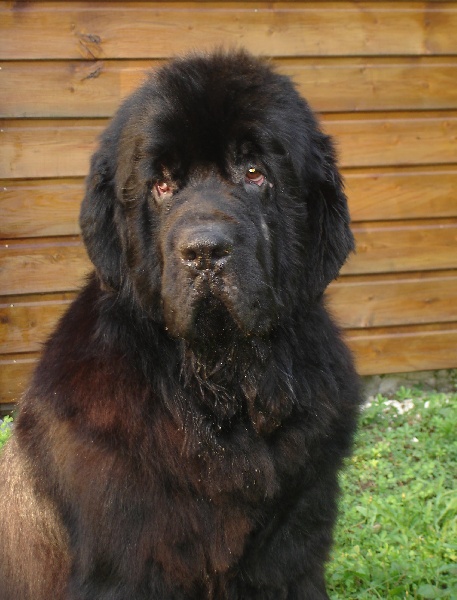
[328,112,457,169]
[328,270,457,328]
[0,179,82,238]
[283,56,457,113]
[1,219,457,294]
[2,113,457,179]
[2,321,457,402]
[0,352,39,404]
[345,323,457,375]
[0,238,89,295]
[0,293,74,354]
[0,60,153,119]
[3,56,457,118]
[2,167,457,238]
[0,119,99,179]
[343,219,457,275]
[346,166,457,222]
[1,2,456,60]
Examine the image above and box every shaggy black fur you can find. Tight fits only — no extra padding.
[0,50,361,599]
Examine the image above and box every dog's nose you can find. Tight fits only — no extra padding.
[179,227,233,271]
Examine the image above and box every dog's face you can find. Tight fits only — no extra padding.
[157,174,277,340]
[80,51,354,342]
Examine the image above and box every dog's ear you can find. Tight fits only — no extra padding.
[305,131,355,297]
[79,146,124,292]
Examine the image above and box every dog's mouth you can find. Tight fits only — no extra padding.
[190,294,238,345]
[162,274,275,343]
[163,279,240,342]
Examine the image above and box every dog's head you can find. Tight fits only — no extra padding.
[80,50,354,341]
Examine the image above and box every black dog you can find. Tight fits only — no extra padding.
[0,50,361,599]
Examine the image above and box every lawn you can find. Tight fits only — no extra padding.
[328,385,457,599]
[0,382,455,598]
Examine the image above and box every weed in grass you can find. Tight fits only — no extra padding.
[328,389,457,599]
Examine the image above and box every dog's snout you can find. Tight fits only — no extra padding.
[179,227,233,271]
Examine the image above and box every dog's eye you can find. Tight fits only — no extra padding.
[153,180,175,203]
[155,181,171,196]
[245,168,265,187]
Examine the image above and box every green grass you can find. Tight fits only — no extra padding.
[328,387,457,599]
[1,385,455,598]
[0,415,13,448]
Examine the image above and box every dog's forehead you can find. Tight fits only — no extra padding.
[140,95,265,172]
[120,53,314,184]
[139,54,292,141]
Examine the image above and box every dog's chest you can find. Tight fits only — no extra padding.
[149,418,281,583]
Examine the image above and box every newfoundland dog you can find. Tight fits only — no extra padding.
[0,50,361,599]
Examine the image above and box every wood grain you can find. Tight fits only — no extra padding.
[0,238,89,296]
[345,166,457,222]
[328,270,457,328]
[281,56,457,113]
[0,293,74,354]
[0,179,82,238]
[1,2,456,60]
[344,219,457,275]
[327,112,457,169]
[0,119,98,179]
[0,353,39,404]
[2,57,457,118]
[0,60,154,119]
[345,323,457,375]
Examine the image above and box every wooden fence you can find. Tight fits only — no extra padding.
[1,1,457,405]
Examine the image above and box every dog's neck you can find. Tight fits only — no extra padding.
[174,334,296,443]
